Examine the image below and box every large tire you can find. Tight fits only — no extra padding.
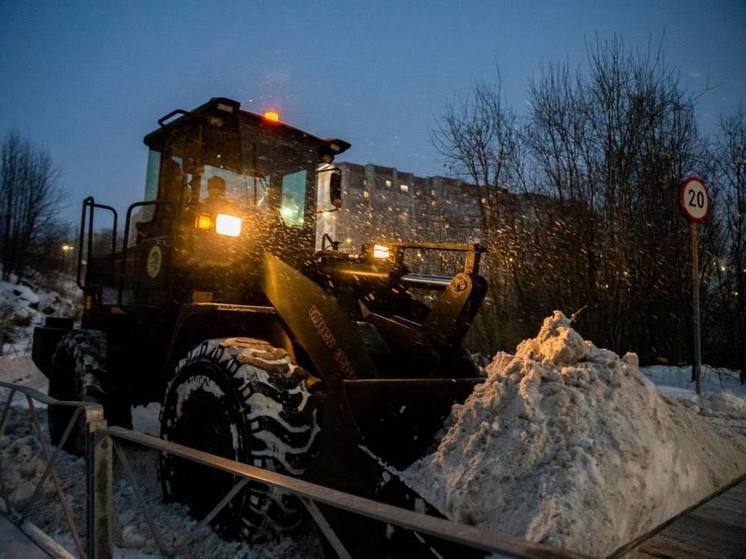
[48,330,131,454]
[159,337,320,542]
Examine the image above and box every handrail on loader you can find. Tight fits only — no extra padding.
[77,197,118,290]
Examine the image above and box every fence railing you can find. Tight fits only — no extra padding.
[0,380,107,559]
[0,380,591,559]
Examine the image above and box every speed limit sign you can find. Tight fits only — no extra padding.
[679,177,710,223]
[679,176,711,397]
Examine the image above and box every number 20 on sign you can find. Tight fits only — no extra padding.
[679,177,711,223]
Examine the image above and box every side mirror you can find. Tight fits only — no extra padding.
[330,170,342,208]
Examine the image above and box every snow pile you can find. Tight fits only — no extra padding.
[402,312,746,556]
[0,275,78,354]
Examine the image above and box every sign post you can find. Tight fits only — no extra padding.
[679,177,711,396]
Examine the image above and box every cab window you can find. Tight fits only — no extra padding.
[198,165,270,212]
[141,150,161,221]
[280,169,307,228]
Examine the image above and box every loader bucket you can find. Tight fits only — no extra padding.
[306,377,486,559]
[342,377,480,469]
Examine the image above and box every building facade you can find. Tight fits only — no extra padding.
[316,162,483,252]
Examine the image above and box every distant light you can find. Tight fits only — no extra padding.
[61,244,73,252]
[280,204,303,226]
[263,110,280,123]
[373,244,390,259]
[280,205,295,220]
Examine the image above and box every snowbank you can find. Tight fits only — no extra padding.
[402,312,746,556]
[641,364,746,436]
[0,274,78,354]
[643,364,745,396]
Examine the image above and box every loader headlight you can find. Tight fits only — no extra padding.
[215,214,242,237]
[372,244,391,259]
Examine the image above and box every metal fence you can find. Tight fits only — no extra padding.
[0,380,104,559]
[0,380,592,559]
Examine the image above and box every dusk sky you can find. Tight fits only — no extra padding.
[1,1,745,223]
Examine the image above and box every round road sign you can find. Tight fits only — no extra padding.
[679,177,710,223]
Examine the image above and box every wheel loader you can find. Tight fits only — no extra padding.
[31,97,488,557]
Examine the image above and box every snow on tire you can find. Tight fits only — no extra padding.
[159,337,320,541]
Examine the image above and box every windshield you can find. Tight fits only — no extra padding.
[196,164,308,228]
[197,165,269,210]
[190,119,316,228]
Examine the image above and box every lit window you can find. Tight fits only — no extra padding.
[385,179,392,188]
[363,190,370,199]
[400,184,409,193]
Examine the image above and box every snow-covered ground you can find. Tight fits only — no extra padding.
[402,312,746,556]
[641,365,746,436]
[642,364,745,396]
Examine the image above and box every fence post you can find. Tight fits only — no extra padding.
[86,407,112,559]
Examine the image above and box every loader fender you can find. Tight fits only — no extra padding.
[31,317,74,378]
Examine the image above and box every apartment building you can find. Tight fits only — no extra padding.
[316,162,483,252]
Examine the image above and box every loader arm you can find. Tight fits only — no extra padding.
[391,242,487,347]
[261,252,379,386]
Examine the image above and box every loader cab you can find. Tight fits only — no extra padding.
[121,97,349,305]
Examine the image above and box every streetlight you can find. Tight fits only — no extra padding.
[61,244,74,275]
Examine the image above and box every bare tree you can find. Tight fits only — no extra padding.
[0,131,64,280]
[707,111,746,371]
[524,37,703,361]
[434,38,723,364]
[433,81,519,232]
[432,80,523,351]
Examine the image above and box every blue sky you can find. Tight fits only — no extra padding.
[1,1,744,222]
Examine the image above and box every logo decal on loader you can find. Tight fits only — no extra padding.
[146,245,162,278]
[308,304,356,378]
